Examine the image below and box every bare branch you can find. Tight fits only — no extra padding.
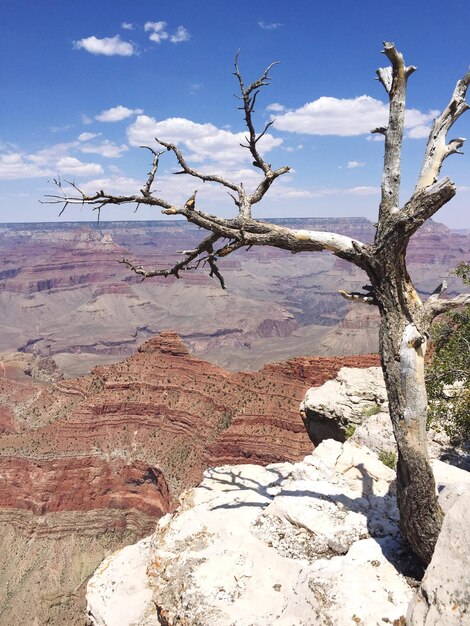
[155,138,242,194]
[119,233,229,287]
[140,146,165,197]
[425,293,470,320]
[160,201,368,265]
[415,69,470,191]
[376,42,416,224]
[233,53,290,213]
[338,285,378,305]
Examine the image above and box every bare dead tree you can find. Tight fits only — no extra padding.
[45,43,470,564]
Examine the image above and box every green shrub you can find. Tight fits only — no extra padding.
[426,262,470,445]
[379,449,397,469]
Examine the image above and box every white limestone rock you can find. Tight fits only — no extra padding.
[407,492,470,626]
[86,440,413,625]
[87,536,155,626]
[301,366,469,469]
[301,367,389,447]
[85,437,470,626]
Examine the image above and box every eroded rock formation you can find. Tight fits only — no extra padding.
[0,333,377,624]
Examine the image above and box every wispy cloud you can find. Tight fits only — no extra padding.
[50,124,74,134]
[144,21,190,44]
[121,22,134,31]
[95,105,143,122]
[266,103,286,113]
[78,132,101,142]
[258,21,282,30]
[347,161,365,169]
[74,35,136,57]
[170,26,190,43]
[80,140,128,158]
[188,82,203,95]
[273,95,438,138]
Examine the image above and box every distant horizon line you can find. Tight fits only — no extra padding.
[0,216,463,229]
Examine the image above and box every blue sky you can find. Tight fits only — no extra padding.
[1,0,469,227]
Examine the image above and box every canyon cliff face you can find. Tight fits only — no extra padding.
[0,332,378,625]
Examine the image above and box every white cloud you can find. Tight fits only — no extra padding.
[266,103,286,113]
[407,125,431,139]
[78,132,101,142]
[121,22,134,30]
[80,140,129,158]
[347,161,365,169]
[170,26,190,43]
[96,105,144,122]
[144,21,190,44]
[273,95,438,138]
[0,152,51,180]
[0,142,105,180]
[81,114,93,125]
[258,21,282,30]
[74,35,136,57]
[349,186,379,195]
[80,175,142,196]
[56,157,103,176]
[127,115,283,165]
[144,21,169,43]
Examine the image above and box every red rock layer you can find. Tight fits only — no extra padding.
[0,457,170,518]
[0,332,379,532]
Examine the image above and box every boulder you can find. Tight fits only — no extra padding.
[407,492,470,626]
[301,366,469,469]
[300,366,390,447]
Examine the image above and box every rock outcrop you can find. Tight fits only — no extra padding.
[301,366,470,468]
[85,440,413,625]
[86,438,470,626]
[407,492,470,626]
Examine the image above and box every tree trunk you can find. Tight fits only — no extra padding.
[374,262,444,564]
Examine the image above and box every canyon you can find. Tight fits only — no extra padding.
[0,218,468,375]
[0,330,378,624]
[0,218,468,624]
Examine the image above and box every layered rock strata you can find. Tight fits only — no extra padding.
[0,333,378,624]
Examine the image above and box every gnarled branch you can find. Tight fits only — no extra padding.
[416,69,470,191]
[425,293,470,321]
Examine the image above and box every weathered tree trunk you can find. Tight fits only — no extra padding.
[371,257,444,563]
[49,44,469,565]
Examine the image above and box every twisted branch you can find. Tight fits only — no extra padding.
[416,69,470,191]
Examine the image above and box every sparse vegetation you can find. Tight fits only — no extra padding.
[361,403,381,417]
[344,425,356,439]
[427,262,470,444]
[379,449,397,470]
